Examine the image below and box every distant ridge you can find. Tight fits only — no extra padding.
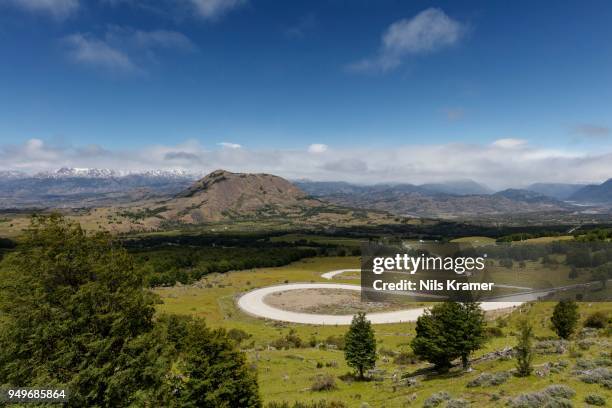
[526,183,586,200]
[569,179,612,204]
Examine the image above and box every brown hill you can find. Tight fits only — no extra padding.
[160,169,321,223]
[77,170,402,232]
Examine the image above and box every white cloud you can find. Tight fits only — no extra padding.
[2,0,79,20]
[3,138,612,189]
[63,33,137,72]
[218,142,242,149]
[106,26,196,51]
[349,8,465,73]
[189,0,246,19]
[307,144,328,153]
[491,138,527,149]
[62,27,194,73]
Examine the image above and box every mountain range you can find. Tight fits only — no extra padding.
[1,168,611,220]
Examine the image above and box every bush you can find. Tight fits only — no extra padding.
[446,399,470,408]
[227,328,252,344]
[423,391,451,408]
[271,329,303,349]
[585,394,606,406]
[575,357,611,370]
[578,339,596,350]
[393,351,418,365]
[585,312,608,329]
[534,339,569,354]
[267,401,348,408]
[508,385,575,408]
[310,374,337,391]
[579,367,612,386]
[466,371,510,387]
[544,385,575,399]
[325,335,345,350]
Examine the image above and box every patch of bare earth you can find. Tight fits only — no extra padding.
[263,288,409,315]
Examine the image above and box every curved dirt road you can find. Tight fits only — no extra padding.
[237,281,523,325]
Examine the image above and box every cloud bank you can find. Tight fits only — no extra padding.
[2,138,612,189]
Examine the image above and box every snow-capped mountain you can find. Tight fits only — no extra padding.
[30,167,201,179]
[0,168,201,208]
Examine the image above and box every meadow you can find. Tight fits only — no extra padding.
[155,255,612,407]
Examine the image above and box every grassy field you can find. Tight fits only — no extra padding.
[155,256,612,407]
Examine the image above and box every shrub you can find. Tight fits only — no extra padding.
[579,367,612,386]
[227,328,252,344]
[585,394,606,406]
[423,391,451,408]
[393,351,418,365]
[508,385,575,408]
[325,335,345,350]
[578,339,596,350]
[267,401,348,408]
[544,385,575,399]
[446,399,470,408]
[466,371,510,387]
[585,312,608,329]
[271,329,303,349]
[310,374,337,391]
[535,339,569,354]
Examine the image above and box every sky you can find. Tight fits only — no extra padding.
[1,0,612,188]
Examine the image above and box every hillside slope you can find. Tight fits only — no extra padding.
[68,170,402,233]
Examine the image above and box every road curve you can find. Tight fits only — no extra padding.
[237,282,522,325]
[320,269,360,280]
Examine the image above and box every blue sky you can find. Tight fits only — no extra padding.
[1,0,612,186]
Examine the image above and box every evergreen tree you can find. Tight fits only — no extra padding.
[411,301,486,371]
[344,313,377,379]
[515,319,534,377]
[0,215,260,407]
[551,299,579,339]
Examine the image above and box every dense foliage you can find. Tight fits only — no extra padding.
[344,313,377,379]
[411,302,486,370]
[135,245,318,286]
[551,300,579,339]
[0,215,260,407]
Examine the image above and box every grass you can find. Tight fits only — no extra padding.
[154,255,612,407]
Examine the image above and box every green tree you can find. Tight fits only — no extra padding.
[411,301,486,371]
[515,319,534,377]
[344,313,377,379]
[551,299,579,339]
[0,215,260,407]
